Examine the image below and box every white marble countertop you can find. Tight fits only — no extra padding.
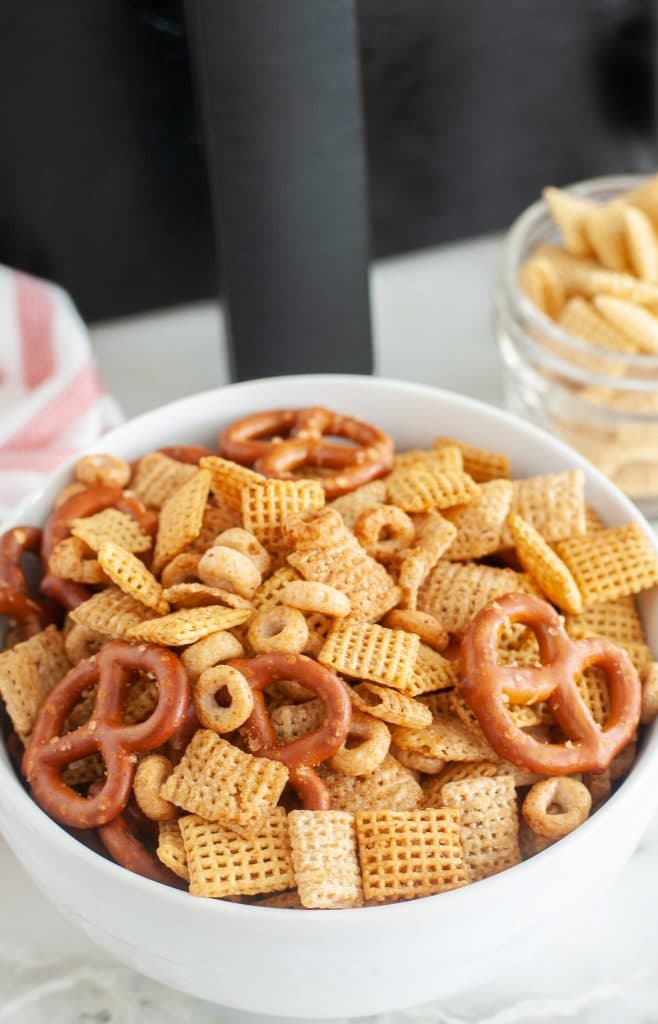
[4,235,658,1023]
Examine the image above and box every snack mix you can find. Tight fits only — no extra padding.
[1,406,656,908]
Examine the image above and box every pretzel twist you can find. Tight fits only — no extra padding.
[459,592,641,775]
[229,652,351,809]
[0,527,51,638]
[23,640,190,828]
[219,406,393,499]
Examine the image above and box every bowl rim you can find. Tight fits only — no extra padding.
[3,372,657,926]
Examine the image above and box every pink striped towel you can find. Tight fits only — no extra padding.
[0,267,122,524]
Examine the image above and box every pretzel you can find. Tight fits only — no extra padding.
[219,407,394,499]
[0,526,51,638]
[89,782,184,886]
[23,640,190,828]
[229,652,351,808]
[158,445,216,465]
[459,593,641,774]
[40,486,157,608]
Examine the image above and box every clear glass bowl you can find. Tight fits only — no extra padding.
[495,174,658,520]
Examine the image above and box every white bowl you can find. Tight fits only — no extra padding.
[1,374,657,1019]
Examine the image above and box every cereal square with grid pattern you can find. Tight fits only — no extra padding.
[391,713,495,764]
[407,642,460,696]
[200,456,266,510]
[288,810,363,908]
[433,438,511,483]
[355,808,467,901]
[499,469,586,547]
[565,596,645,646]
[328,479,388,530]
[554,523,658,606]
[180,807,294,898]
[0,626,69,742]
[160,730,289,837]
[386,463,480,514]
[97,541,168,613]
[444,480,514,560]
[153,468,212,575]
[70,587,159,638]
[241,479,325,550]
[271,700,325,744]
[417,561,539,636]
[318,618,419,690]
[157,820,189,881]
[70,508,153,554]
[319,755,423,812]
[132,452,198,510]
[440,775,520,883]
[185,502,242,554]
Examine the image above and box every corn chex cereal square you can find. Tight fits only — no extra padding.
[444,480,514,561]
[565,597,645,646]
[440,776,520,883]
[132,452,198,510]
[318,618,419,691]
[153,468,211,575]
[242,479,325,550]
[355,808,467,901]
[127,605,250,646]
[70,508,152,554]
[200,456,266,510]
[97,542,168,613]
[252,567,301,612]
[499,469,586,547]
[319,755,423,812]
[288,810,363,908]
[328,479,388,530]
[386,463,480,514]
[407,643,460,696]
[508,513,583,614]
[157,820,189,881]
[0,626,69,742]
[554,523,658,606]
[391,713,495,764]
[180,807,294,898]
[417,561,539,636]
[392,446,463,473]
[160,730,288,837]
[70,587,158,638]
[271,700,325,744]
[433,438,511,483]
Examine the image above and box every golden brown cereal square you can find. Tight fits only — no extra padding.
[433,438,511,483]
[398,512,457,609]
[555,523,658,605]
[70,587,159,638]
[318,618,419,691]
[417,561,539,636]
[242,479,325,551]
[288,810,363,909]
[407,643,460,696]
[391,713,495,763]
[132,452,197,510]
[200,456,266,510]
[355,808,467,901]
[440,775,520,883]
[162,581,251,610]
[160,730,288,836]
[0,626,70,742]
[577,667,610,727]
[126,605,251,646]
[180,807,294,898]
[252,567,301,611]
[444,480,514,561]
[97,541,168,613]
[70,508,152,555]
[319,755,423,812]
[393,445,464,473]
[565,596,645,646]
[328,479,388,530]
[386,463,480,514]
[271,700,325,744]
[184,501,242,555]
[153,468,212,575]
[349,683,433,730]
[508,514,583,614]
[157,819,190,881]
[499,469,586,547]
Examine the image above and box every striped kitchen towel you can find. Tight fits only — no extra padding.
[0,267,122,523]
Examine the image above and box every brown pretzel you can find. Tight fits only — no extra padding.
[0,527,42,592]
[219,407,394,499]
[23,640,190,828]
[40,485,157,608]
[158,445,216,465]
[0,587,50,640]
[459,593,641,774]
[88,782,184,887]
[229,652,351,808]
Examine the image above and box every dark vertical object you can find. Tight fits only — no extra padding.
[185,0,373,381]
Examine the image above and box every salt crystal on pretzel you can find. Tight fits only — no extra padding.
[391,713,496,764]
[286,508,400,622]
[98,541,168,613]
[127,605,251,646]
[499,469,586,548]
[554,522,658,606]
[200,455,266,510]
[328,479,387,530]
[152,468,211,576]
[508,513,583,614]
[70,587,158,638]
[0,626,69,742]
[132,452,197,510]
[288,810,363,909]
[444,480,514,561]
[180,807,294,898]
[319,754,423,812]
[161,730,288,837]
[386,462,480,514]
[242,479,325,553]
[157,819,189,881]
[417,561,539,636]
[318,618,419,691]
[440,775,521,882]
[433,438,511,483]
[355,808,467,902]
[71,508,152,555]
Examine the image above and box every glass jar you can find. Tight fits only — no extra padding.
[495,174,658,520]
